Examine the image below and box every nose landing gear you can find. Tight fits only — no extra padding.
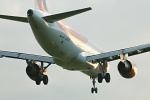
[91,87,98,93]
[91,78,98,93]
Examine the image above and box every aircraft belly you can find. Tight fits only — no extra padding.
[32,25,80,61]
[28,14,100,77]
[54,53,100,77]
[54,58,91,71]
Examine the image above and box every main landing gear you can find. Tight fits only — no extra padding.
[98,73,110,83]
[98,60,110,83]
[91,60,111,94]
[36,62,51,85]
[36,75,49,85]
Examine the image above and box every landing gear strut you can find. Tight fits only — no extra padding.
[91,78,98,93]
[90,60,111,94]
[36,62,51,85]
[98,60,110,83]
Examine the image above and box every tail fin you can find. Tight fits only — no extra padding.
[35,0,48,13]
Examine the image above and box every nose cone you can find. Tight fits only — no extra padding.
[27,9,33,16]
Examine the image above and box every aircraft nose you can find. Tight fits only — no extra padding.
[27,9,33,16]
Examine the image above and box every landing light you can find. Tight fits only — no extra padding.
[137,50,141,53]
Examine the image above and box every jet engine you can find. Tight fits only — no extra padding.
[118,60,137,78]
[26,63,40,81]
[26,61,47,81]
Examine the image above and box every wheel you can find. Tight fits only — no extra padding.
[43,75,48,85]
[95,88,98,93]
[91,88,94,93]
[36,76,41,85]
[105,73,110,83]
[98,73,103,83]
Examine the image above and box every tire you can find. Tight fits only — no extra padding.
[105,73,110,83]
[95,88,98,93]
[36,76,41,85]
[98,73,103,83]
[43,75,48,85]
[91,88,94,93]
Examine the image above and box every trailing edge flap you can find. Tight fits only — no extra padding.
[43,7,92,23]
[0,15,28,23]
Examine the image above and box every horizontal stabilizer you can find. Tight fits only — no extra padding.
[43,7,92,23]
[0,15,28,23]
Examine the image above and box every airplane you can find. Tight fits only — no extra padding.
[0,0,149,94]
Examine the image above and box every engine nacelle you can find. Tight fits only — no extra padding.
[26,63,40,81]
[26,62,47,81]
[118,60,137,78]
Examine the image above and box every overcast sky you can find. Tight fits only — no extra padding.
[0,0,150,100]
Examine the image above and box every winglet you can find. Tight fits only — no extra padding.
[43,7,92,23]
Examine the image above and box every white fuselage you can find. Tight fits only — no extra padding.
[28,9,105,78]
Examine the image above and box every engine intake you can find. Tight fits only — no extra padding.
[118,60,137,78]
[26,63,40,81]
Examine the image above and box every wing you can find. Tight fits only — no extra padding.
[0,50,54,64]
[86,43,150,62]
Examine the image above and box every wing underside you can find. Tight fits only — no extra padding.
[0,50,54,64]
[86,43,150,63]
